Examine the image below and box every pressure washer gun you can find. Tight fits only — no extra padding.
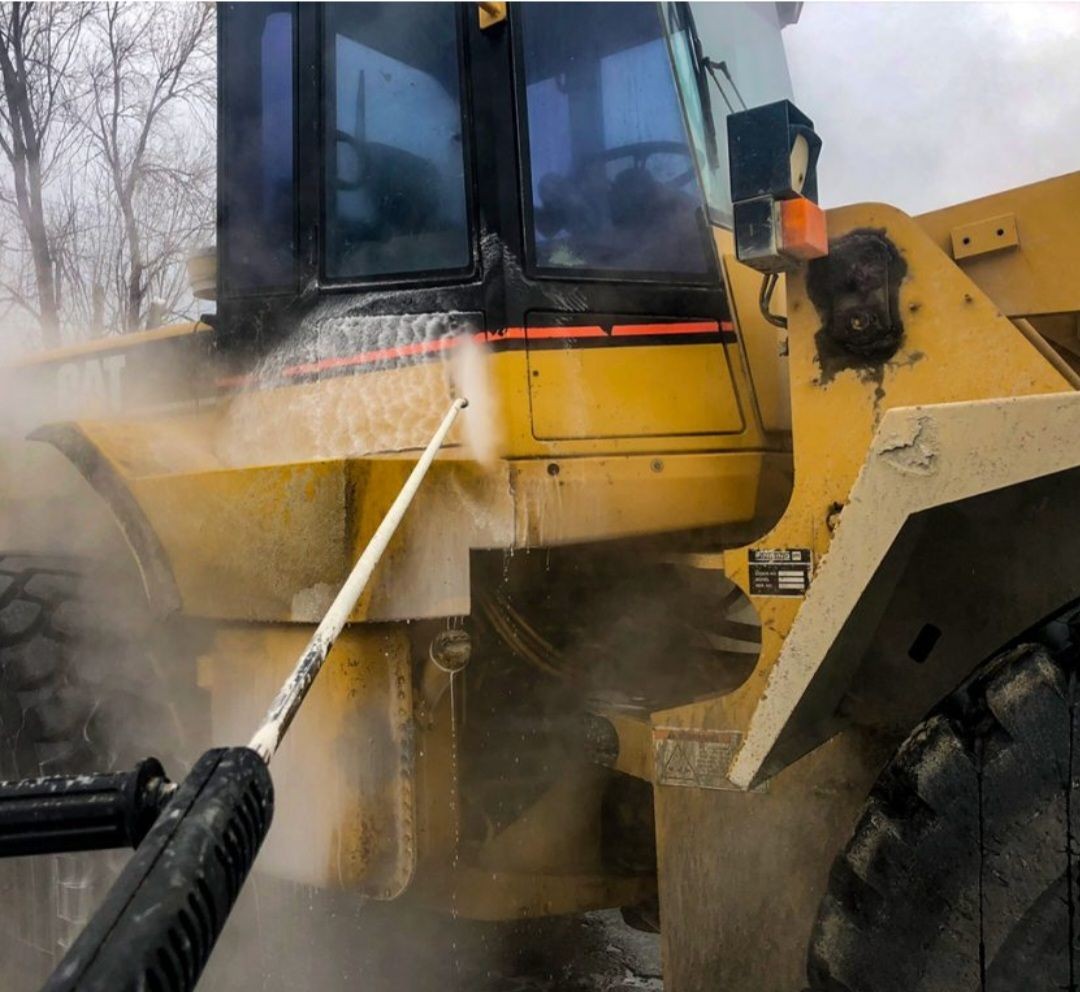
[0,399,467,992]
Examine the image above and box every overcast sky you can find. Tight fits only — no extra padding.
[782,2,1080,215]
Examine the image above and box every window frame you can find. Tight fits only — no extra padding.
[662,1,734,229]
[509,2,719,287]
[315,2,480,291]
[218,1,301,300]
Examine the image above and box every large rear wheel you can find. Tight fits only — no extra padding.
[809,617,1079,991]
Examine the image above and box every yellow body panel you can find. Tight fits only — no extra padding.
[285,346,767,460]
[647,199,1073,772]
[70,412,775,621]
[202,623,414,894]
[917,170,1080,318]
[528,342,745,439]
[5,321,210,368]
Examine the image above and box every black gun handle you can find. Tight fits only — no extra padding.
[42,746,274,992]
[0,758,171,857]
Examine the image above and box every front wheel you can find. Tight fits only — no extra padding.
[809,620,1079,991]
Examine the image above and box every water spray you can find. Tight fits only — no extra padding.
[0,397,468,992]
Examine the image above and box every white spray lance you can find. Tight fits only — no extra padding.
[249,395,468,763]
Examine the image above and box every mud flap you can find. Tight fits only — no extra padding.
[654,729,888,992]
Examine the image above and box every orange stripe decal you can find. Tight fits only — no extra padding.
[488,321,733,342]
[525,325,608,339]
[280,334,468,378]
[216,321,735,389]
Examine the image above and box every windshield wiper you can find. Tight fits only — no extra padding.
[675,2,747,171]
[674,3,720,168]
[703,57,747,113]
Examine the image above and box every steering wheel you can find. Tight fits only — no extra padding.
[585,140,697,189]
[333,129,367,191]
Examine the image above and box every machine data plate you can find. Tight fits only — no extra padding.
[748,548,812,596]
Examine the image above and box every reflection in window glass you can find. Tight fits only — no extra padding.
[324,3,470,280]
[222,3,295,290]
[521,3,710,276]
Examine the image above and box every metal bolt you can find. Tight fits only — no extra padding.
[429,628,471,673]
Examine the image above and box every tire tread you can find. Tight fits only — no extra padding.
[808,634,1078,992]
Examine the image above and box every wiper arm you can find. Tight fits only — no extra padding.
[674,4,748,162]
[676,2,720,168]
[703,57,747,113]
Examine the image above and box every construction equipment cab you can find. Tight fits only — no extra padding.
[212,1,796,462]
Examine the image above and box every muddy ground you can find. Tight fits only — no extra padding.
[1,868,662,991]
[202,880,664,991]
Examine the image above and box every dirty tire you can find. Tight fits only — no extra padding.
[0,553,197,989]
[808,622,1080,992]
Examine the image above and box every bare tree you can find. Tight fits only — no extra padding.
[54,112,213,336]
[83,2,213,332]
[0,2,88,347]
[0,2,214,346]
[52,163,124,335]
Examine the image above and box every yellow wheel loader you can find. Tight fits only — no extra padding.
[3,3,1080,990]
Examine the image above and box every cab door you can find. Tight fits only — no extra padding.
[470,2,745,442]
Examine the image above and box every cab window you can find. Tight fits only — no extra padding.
[520,2,712,278]
[221,3,296,292]
[323,3,471,281]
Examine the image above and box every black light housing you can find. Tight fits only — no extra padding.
[728,99,821,204]
[728,100,826,273]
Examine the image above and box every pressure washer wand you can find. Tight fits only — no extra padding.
[249,395,468,764]
[27,396,468,992]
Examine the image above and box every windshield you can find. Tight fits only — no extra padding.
[663,2,796,226]
[519,2,713,279]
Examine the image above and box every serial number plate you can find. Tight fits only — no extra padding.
[748,548,812,597]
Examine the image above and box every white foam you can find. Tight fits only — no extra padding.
[446,334,502,467]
